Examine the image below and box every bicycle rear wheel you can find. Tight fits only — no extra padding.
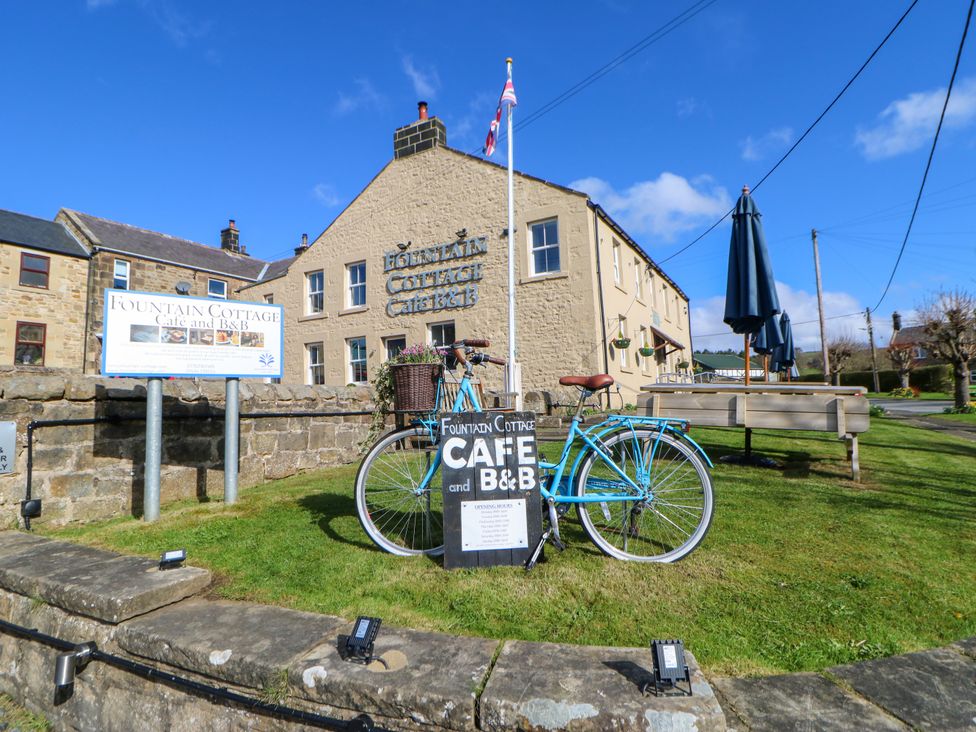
[355,427,445,556]
[575,428,713,562]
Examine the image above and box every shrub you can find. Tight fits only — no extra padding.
[887,387,916,399]
[943,403,976,414]
[869,405,887,417]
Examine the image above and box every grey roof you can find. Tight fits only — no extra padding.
[890,326,928,346]
[263,255,296,282]
[66,210,269,281]
[0,208,88,258]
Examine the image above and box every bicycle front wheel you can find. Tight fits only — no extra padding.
[575,429,713,562]
[355,427,445,557]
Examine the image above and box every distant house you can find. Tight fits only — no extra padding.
[0,208,90,369]
[692,352,764,380]
[55,210,275,373]
[889,325,938,365]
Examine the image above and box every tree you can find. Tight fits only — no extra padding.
[826,336,859,386]
[886,344,916,389]
[917,289,976,408]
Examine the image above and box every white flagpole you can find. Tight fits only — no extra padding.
[505,57,519,409]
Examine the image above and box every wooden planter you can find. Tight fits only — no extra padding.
[391,363,442,412]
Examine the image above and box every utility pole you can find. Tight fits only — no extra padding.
[866,307,880,393]
[812,229,830,383]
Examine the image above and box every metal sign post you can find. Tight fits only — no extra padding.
[144,378,163,522]
[224,378,239,505]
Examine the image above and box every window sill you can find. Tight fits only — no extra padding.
[339,306,369,316]
[298,312,328,322]
[520,271,568,284]
[614,284,628,295]
[619,367,635,375]
[14,284,52,294]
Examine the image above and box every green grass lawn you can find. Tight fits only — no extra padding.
[923,412,976,424]
[47,418,975,677]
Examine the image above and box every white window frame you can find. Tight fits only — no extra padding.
[306,270,324,314]
[529,218,561,275]
[634,259,642,299]
[347,261,366,308]
[113,259,130,290]
[649,272,657,307]
[428,321,456,348]
[348,336,367,384]
[263,294,273,304]
[208,278,227,299]
[640,326,650,372]
[619,316,628,369]
[612,242,621,285]
[664,285,672,320]
[384,335,406,360]
[306,343,325,385]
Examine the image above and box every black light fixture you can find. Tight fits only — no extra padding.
[54,641,96,701]
[338,616,383,666]
[645,639,692,696]
[159,548,187,570]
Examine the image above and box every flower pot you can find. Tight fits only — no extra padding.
[391,362,443,412]
[638,347,654,358]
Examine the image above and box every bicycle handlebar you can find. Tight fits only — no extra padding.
[460,338,489,348]
[484,355,506,366]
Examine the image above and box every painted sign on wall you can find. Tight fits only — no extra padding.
[384,236,487,317]
[439,411,542,569]
[102,290,284,378]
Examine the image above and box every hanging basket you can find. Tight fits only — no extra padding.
[612,338,631,349]
[638,347,655,358]
[391,362,443,412]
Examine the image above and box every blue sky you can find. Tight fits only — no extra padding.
[3,0,975,352]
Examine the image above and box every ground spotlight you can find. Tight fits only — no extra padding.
[645,639,691,697]
[338,616,382,665]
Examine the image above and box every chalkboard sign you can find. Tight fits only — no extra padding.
[440,412,543,569]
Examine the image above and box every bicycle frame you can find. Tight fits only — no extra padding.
[406,365,712,503]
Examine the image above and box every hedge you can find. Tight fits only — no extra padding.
[799,364,952,392]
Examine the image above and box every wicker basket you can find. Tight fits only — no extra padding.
[391,363,442,412]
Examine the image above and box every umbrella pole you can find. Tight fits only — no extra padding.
[744,334,751,386]
[743,334,752,458]
[764,355,769,382]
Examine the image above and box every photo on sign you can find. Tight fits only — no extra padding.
[129,324,159,343]
[189,328,215,346]
[216,329,240,346]
[240,331,264,348]
[161,327,187,344]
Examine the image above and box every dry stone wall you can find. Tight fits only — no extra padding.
[0,373,375,527]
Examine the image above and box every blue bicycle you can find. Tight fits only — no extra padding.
[354,339,714,562]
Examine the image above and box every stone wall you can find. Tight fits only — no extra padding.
[0,373,375,527]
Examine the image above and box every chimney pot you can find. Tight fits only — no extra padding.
[220,219,241,253]
[302,233,308,246]
[418,101,428,120]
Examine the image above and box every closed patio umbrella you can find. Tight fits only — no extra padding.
[751,313,785,381]
[771,311,796,378]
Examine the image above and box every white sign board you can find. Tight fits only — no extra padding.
[460,499,528,551]
[102,290,283,378]
[0,422,15,475]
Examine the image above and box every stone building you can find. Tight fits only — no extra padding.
[0,208,90,370]
[55,210,271,373]
[241,104,691,403]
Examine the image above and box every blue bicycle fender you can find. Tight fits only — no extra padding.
[675,430,714,468]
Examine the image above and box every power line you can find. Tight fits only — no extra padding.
[872,0,976,312]
[658,0,920,266]
[693,310,863,339]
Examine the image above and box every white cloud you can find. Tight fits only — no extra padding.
[88,0,209,46]
[740,127,793,162]
[676,97,711,119]
[855,77,976,160]
[569,173,731,242]
[444,91,495,148]
[336,79,385,116]
[311,183,340,207]
[691,281,865,352]
[86,0,117,8]
[402,56,440,100]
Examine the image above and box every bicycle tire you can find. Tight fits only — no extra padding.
[575,428,713,562]
[355,426,445,557]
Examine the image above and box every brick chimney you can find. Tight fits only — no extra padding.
[393,101,447,159]
[294,233,309,256]
[220,219,240,253]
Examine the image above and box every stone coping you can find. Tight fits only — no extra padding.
[0,531,726,730]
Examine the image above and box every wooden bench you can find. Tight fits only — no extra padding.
[638,383,870,480]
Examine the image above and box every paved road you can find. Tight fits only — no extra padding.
[869,398,952,416]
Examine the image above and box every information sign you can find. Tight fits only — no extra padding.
[440,411,542,569]
[101,290,283,378]
[0,422,14,475]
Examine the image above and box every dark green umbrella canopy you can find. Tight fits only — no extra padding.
[771,311,796,372]
[750,313,785,355]
[724,187,781,334]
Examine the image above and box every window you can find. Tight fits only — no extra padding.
[347,262,366,308]
[634,259,642,299]
[263,294,273,304]
[384,336,406,360]
[612,241,621,285]
[639,326,650,372]
[429,321,455,347]
[665,286,671,319]
[306,343,325,385]
[19,253,49,289]
[113,259,130,290]
[618,317,628,368]
[15,322,45,365]
[307,271,324,314]
[348,337,367,384]
[649,272,656,307]
[208,279,227,299]
[529,219,560,275]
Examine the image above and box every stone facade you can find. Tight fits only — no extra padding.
[0,373,374,527]
[0,242,89,370]
[242,135,691,404]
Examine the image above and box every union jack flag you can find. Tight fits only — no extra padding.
[484,74,517,157]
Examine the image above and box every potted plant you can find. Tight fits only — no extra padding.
[677,360,690,371]
[612,328,631,349]
[374,344,443,414]
[638,345,655,358]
